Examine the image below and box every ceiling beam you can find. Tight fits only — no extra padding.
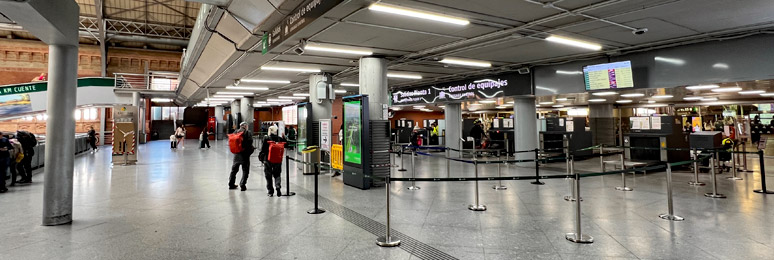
[106,0,177,17]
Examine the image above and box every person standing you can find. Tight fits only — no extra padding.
[15,130,36,184]
[430,121,439,145]
[0,131,14,193]
[258,125,286,197]
[8,135,23,186]
[200,128,212,149]
[87,126,99,153]
[469,120,485,148]
[175,126,186,149]
[229,122,254,191]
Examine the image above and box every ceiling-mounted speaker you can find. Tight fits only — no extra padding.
[517,67,530,74]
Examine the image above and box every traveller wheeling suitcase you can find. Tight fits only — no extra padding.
[267,141,285,164]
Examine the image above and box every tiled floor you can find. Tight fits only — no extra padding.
[1,140,773,259]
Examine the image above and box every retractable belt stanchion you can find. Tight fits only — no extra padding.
[741,142,752,172]
[376,175,401,247]
[398,146,407,172]
[446,148,450,178]
[307,163,326,214]
[493,150,507,190]
[615,152,633,191]
[727,149,742,180]
[753,150,774,194]
[468,159,486,211]
[564,134,578,201]
[407,149,420,190]
[531,148,545,185]
[659,163,684,221]
[704,156,726,198]
[565,154,593,243]
[689,149,705,186]
[285,156,296,197]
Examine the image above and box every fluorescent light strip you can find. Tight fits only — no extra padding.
[226,86,269,91]
[620,93,645,97]
[439,57,491,68]
[761,93,774,97]
[340,83,359,87]
[304,43,373,56]
[652,95,673,99]
[150,98,172,102]
[278,96,306,100]
[240,79,290,84]
[545,35,602,50]
[654,56,686,65]
[683,96,703,101]
[213,95,246,99]
[261,65,321,73]
[739,90,765,95]
[711,87,742,92]
[293,93,310,97]
[539,101,554,105]
[588,99,606,102]
[686,84,719,90]
[387,73,422,79]
[592,91,618,96]
[368,3,470,25]
[647,100,656,104]
[712,63,729,69]
[216,91,253,95]
[555,70,583,75]
[616,100,633,103]
[334,90,347,94]
[552,105,565,108]
[556,98,569,101]
[480,100,496,103]
[701,97,718,101]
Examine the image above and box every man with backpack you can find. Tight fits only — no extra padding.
[15,130,36,184]
[228,122,254,191]
[258,125,286,197]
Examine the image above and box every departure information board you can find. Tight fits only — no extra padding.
[584,61,634,90]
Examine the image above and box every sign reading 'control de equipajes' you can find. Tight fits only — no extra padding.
[390,72,532,105]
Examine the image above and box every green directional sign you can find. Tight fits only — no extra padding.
[0,77,115,96]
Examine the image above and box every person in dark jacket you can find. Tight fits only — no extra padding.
[15,130,35,184]
[469,120,485,147]
[259,125,286,197]
[87,126,99,153]
[0,131,15,193]
[229,122,254,191]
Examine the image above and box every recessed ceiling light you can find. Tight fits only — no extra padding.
[592,91,618,96]
[621,93,645,97]
[240,79,290,84]
[439,57,492,68]
[686,84,719,90]
[293,93,310,97]
[652,95,673,99]
[545,35,602,50]
[683,96,703,101]
[340,83,359,87]
[711,87,742,92]
[739,90,765,95]
[261,65,321,73]
[480,100,496,103]
[616,100,633,103]
[368,3,470,25]
[304,42,373,56]
[387,73,422,79]
[588,99,605,102]
[539,101,554,105]
[226,86,269,91]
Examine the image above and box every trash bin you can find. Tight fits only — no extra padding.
[302,146,320,175]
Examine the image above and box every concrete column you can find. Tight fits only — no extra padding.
[231,99,241,130]
[240,97,254,132]
[214,106,224,139]
[359,57,389,120]
[309,73,333,123]
[513,97,538,164]
[42,44,78,226]
[589,104,615,146]
[98,107,106,143]
[444,103,462,157]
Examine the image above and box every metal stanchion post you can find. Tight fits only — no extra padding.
[376,175,401,247]
[599,145,605,172]
[615,153,633,191]
[659,163,684,221]
[563,135,576,201]
[727,149,742,180]
[493,150,507,190]
[564,152,582,202]
[307,163,326,214]
[285,156,296,197]
[398,146,407,172]
[689,149,705,186]
[531,148,544,185]
[468,160,486,211]
[741,142,752,172]
[565,155,593,244]
[704,157,726,198]
[754,150,774,194]
[407,149,420,190]
[446,148,450,178]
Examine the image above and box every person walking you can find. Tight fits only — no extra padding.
[200,128,212,149]
[175,126,186,149]
[228,122,254,191]
[15,130,36,184]
[87,126,99,153]
[0,131,14,193]
[258,125,286,197]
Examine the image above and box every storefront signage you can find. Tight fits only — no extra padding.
[266,0,344,53]
[391,72,531,105]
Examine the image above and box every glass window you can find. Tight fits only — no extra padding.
[162,107,170,120]
[74,109,82,120]
[152,107,162,120]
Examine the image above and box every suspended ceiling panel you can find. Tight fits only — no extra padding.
[312,22,461,52]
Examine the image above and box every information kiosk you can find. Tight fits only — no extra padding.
[342,95,390,190]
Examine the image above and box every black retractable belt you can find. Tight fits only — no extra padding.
[754,150,774,194]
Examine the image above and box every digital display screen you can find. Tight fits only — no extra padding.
[0,94,32,116]
[343,100,362,165]
[584,61,634,90]
[297,105,307,151]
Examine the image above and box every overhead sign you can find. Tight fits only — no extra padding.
[266,0,344,53]
[391,72,531,105]
[0,77,115,96]
[320,119,331,151]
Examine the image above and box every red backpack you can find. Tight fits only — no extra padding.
[267,141,285,164]
[228,132,244,154]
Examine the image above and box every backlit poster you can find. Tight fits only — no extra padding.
[297,105,307,151]
[344,100,362,164]
[0,94,32,116]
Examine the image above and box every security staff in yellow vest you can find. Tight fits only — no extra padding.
[429,121,439,145]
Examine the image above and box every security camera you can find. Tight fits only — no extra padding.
[632,28,648,35]
[293,47,304,55]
